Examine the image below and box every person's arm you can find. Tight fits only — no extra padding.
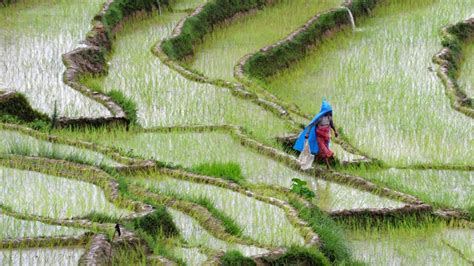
[330,117,338,137]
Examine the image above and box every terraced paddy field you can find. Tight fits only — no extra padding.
[188,0,341,81]
[81,1,292,143]
[0,0,111,118]
[262,0,474,166]
[1,0,473,264]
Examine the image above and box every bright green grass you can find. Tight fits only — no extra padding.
[263,0,474,166]
[0,213,85,240]
[84,6,291,143]
[139,176,305,247]
[347,168,473,210]
[97,131,405,211]
[168,208,269,255]
[0,247,84,266]
[442,228,474,262]
[188,0,341,81]
[349,224,472,265]
[0,0,111,118]
[459,42,474,98]
[0,130,120,167]
[0,166,129,219]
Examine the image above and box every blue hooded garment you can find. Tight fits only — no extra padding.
[293,100,333,154]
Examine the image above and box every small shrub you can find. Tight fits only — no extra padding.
[80,211,119,224]
[291,178,315,200]
[221,250,256,266]
[263,246,329,266]
[191,162,245,184]
[133,206,178,238]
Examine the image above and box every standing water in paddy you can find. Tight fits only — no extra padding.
[0,0,111,118]
[263,0,474,166]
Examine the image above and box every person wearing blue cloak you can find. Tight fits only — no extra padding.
[293,99,339,169]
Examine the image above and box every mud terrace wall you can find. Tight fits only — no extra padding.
[433,16,474,118]
[60,0,170,128]
[237,0,380,80]
[156,0,295,123]
[0,90,49,122]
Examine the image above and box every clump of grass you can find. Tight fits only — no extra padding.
[262,246,330,265]
[132,206,179,238]
[194,196,243,237]
[107,89,138,125]
[191,162,245,184]
[288,197,351,263]
[80,211,120,224]
[221,250,256,266]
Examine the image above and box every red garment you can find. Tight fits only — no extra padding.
[316,126,333,158]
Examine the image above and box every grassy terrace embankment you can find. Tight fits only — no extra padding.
[187,0,341,81]
[81,2,293,144]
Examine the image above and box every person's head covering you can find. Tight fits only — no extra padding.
[293,99,333,154]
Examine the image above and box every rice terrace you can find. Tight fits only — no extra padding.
[0,0,473,265]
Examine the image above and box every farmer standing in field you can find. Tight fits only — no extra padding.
[293,99,338,170]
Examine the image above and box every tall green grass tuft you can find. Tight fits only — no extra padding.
[194,196,243,237]
[191,162,245,184]
[132,206,179,238]
[289,197,351,263]
[221,250,256,266]
[262,246,330,266]
[107,89,138,125]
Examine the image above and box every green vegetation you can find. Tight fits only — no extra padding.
[1,0,472,264]
[132,206,179,238]
[260,0,474,166]
[289,198,351,263]
[263,246,330,265]
[162,0,268,60]
[221,250,256,266]
[0,0,111,117]
[346,167,473,211]
[81,8,291,143]
[459,42,474,98]
[191,162,245,184]
[188,0,341,81]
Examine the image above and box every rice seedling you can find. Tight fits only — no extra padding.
[0,130,120,167]
[188,0,341,81]
[138,176,305,247]
[442,228,474,262]
[459,42,474,98]
[0,247,85,266]
[262,0,474,166]
[0,166,129,219]
[97,131,405,211]
[0,0,111,118]
[171,0,207,11]
[0,213,86,240]
[172,247,208,265]
[81,6,291,142]
[168,208,269,256]
[346,167,473,211]
[348,220,473,265]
